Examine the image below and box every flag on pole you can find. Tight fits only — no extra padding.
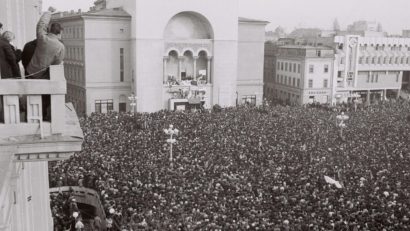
[324,176,343,189]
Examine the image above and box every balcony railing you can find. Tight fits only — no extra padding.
[0,65,66,138]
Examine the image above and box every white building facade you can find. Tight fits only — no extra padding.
[56,0,267,114]
[333,35,410,103]
[53,9,132,116]
[272,46,334,105]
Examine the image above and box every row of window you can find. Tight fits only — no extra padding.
[64,65,85,84]
[359,44,410,52]
[365,72,400,83]
[358,56,410,65]
[307,79,329,88]
[61,26,84,39]
[277,61,301,73]
[309,64,329,74]
[276,74,301,88]
[65,47,84,61]
[94,99,128,113]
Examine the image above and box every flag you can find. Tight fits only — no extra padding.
[324,176,343,189]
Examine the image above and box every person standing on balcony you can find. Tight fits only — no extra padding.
[0,31,21,79]
[26,6,65,79]
[21,39,37,75]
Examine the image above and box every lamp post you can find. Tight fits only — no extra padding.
[336,112,349,138]
[128,94,138,114]
[164,124,179,166]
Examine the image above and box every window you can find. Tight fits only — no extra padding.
[308,79,313,88]
[375,73,379,82]
[395,57,399,64]
[284,76,287,85]
[0,96,3,123]
[372,57,375,64]
[293,63,296,73]
[288,77,291,85]
[120,48,124,82]
[277,61,280,70]
[285,62,288,71]
[323,79,328,88]
[316,50,321,57]
[389,57,393,64]
[378,57,381,64]
[297,79,300,87]
[95,100,114,113]
[242,95,256,106]
[309,65,314,73]
[367,74,370,83]
[297,64,301,73]
[366,57,369,64]
[292,78,296,87]
[280,75,283,84]
[119,103,126,112]
[337,71,342,78]
[340,58,344,64]
[324,64,329,73]
[359,57,363,64]
[384,57,388,64]
[396,73,400,82]
[401,57,404,64]
[281,62,284,71]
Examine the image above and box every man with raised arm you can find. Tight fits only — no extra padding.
[26,7,65,79]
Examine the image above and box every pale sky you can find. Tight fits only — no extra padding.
[42,0,410,35]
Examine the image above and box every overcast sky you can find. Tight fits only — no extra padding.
[43,0,410,34]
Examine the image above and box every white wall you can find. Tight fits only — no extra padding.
[237,22,267,105]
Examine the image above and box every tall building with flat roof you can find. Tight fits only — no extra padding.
[332,35,410,103]
[270,45,334,105]
[53,8,132,116]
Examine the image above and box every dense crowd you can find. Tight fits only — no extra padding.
[50,100,410,230]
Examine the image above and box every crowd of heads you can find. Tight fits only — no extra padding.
[50,100,410,230]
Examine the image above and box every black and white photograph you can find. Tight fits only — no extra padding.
[1,0,410,230]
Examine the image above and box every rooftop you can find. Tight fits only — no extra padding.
[279,45,333,50]
[239,17,269,24]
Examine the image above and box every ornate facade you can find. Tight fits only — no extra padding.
[57,0,267,114]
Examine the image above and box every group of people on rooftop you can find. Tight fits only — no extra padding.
[49,99,410,230]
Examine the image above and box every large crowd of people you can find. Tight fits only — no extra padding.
[50,100,410,230]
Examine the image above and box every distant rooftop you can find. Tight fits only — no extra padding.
[279,45,333,50]
[53,8,130,19]
[239,17,269,24]
[84,8,131,17]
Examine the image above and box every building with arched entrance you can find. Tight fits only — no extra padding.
[55,0,268,114]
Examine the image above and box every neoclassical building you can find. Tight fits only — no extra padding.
[56,0,268,114]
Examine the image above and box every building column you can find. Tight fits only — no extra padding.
[383,89,387,100]
[193,56,198,80]
[207,56,212,84]
[178,56,184,82]
[397,89,401,99]
[163,57,168,84]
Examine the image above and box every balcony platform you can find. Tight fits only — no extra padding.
[0,103,83,162]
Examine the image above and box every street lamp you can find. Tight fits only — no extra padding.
[164,124,179,165]
[128,94,138,114]
[336,112,349,138]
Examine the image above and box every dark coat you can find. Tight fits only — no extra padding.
[0,38,21,78]
[22,39,37,70]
